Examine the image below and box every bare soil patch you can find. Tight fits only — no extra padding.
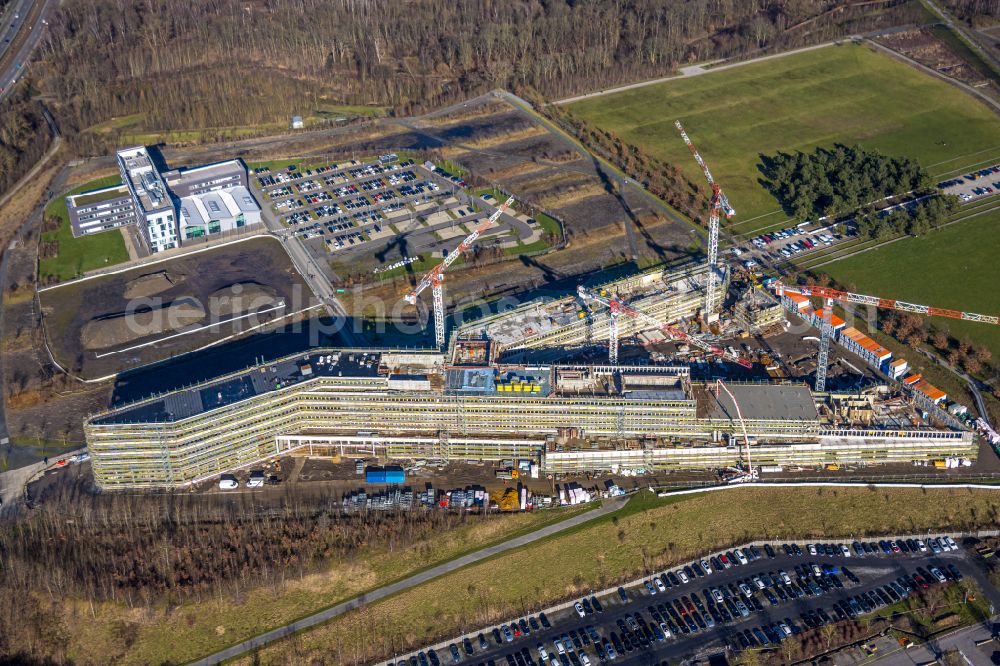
[39,237,310,379]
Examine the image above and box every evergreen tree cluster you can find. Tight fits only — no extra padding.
[760,145,932,222]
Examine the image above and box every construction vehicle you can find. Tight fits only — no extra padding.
[772,281,999,393]
[675,121,734,318]
[576,285,752,368]
[402,195,515,349]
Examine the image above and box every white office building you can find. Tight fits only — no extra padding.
[179,186,261,240]
[68,147,262,253]
[117,146,178,253]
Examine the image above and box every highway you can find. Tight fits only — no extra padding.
[0,0,55,103]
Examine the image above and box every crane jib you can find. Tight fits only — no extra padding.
[776,282,1000,326]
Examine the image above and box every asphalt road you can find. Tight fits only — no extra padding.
[0,0,55,103]
[402,544,1000,666]
[551,41,837,106]
[186,497,628,666]
[253,181,362,346]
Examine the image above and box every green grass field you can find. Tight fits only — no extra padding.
[824,207,1000,363]
[569,43,1000,235]
[40,176,130,282]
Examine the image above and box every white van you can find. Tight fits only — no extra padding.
[218,475,238,490]
[247,471,265,488]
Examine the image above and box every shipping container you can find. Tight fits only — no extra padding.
[366,465,405,484]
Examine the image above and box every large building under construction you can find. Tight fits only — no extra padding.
[86,355,975,489]
[451,262,725,362]
[83,262,978,489]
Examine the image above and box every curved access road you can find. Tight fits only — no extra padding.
[186,496,628,666]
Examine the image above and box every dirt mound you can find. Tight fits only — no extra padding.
[124,271,184,299]
[81,298,206,350]
[208,282,281,318]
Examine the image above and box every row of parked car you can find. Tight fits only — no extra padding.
[395,612,558,666]
[961,164,1000,182]
[749,224,808,249]
[403,537,963,666]
[963,184,997,201]
[730,564,963,653]
[839,536,958,556]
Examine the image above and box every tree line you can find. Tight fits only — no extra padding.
[801,272,995,379]
[0,482,506,660]
[759,144,933,222]
[534,92,709,226]
[0,90,52,197]
[854,195,960,240]
[31,0,926,150]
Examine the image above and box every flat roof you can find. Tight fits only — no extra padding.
[841,327,891,359]
[164,159,245,185]
[68,184,129,208]
[913,380,947,401]
[117,146,172,213]
[93,351,383,424]
[801,307,845,329]
[694,383,819,422]
[180,186,259,227]
[786,292,810,308]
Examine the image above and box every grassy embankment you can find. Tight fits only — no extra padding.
[235,487,1000,666]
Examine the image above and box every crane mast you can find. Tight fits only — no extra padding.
[674,121,735,318]
[577,285,753,369]
[403,196,514,348]
[773,281,1000,393]
[816,298,833,393]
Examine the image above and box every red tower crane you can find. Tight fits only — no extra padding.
[773,280,999,393]
[577,285,752,368]
[403,196,515,348]
[675,121,735,317]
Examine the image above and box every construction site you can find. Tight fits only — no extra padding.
[82,123,998,490]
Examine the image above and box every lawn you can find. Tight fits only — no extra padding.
[39,176,130,283]
[568,43,1000,235]
[240,486,1000,665]
[824,206,1000,364]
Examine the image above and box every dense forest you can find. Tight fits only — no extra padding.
[0,90,52,196]
[0,486,502,660]
[759,145,932,221]
[33,0,926,144]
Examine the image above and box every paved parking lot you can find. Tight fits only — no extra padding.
[396,538,1000,666]
[251,159,533,264]
[938,161,1000,203]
